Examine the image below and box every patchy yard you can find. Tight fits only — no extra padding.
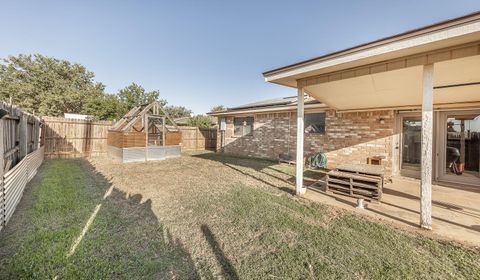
[0,152,479,279]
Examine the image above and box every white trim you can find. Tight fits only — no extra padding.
[265,20,480,83]
[420,64,434,230]
[296,87,306,195]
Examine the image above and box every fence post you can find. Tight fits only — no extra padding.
[19,114,28,159]
[145,114,149,161]
[162,117,166,146]
[33,119,40,151]
[0,118,5,228]
[195,128,199,151]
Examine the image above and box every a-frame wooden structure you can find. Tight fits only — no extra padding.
[108,101,182,149]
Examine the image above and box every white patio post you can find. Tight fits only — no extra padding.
[296,85,306,195]
[420,64,433,230]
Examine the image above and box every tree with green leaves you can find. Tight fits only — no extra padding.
[116,82,166,117]
[0,54,106,117]
[83,93,121,120]
[210,105,226,112]
[163,105,192,119]
[0,54,197,121]
[187,115,213,128]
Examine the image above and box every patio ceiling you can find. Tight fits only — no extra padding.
[304,55,480,110]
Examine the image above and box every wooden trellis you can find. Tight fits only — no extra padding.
[107,101,182,163]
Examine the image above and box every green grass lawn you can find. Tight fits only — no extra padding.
[0,155,479,279]
[0,160,197,279]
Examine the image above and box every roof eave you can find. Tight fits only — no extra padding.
[207,103,328,116]
[263,11,480,85]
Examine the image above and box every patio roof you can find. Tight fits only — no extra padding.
[263,11,480,89]
[304,55,480,110]
[263,12,480,111]
[263,11,480,230]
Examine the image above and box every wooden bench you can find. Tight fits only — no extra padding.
[326,163,385,201]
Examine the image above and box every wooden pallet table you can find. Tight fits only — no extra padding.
[326,163,385,201]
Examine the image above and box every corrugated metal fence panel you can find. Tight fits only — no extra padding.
[161,146,181,159]
[107,145,124,163]
[147,145,181,161]
[123,147,147,163]
[147,146,166,161]
[108,145,181,163]
[2,146,44,228]
[4,158,29,223]
[27,146,44,180]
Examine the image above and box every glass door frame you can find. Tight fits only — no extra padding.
[437,109,480,186]
[397,112,423,179]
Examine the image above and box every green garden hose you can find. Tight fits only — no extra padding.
[309,152,328,169]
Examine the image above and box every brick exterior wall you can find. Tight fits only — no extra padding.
[217,110,395,176]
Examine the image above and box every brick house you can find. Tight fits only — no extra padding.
[210,12,480,230]
[209,97,395,176]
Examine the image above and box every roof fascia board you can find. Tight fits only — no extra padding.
[210,101,480,117]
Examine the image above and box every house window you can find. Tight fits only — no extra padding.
[234,117,254,136]
[305,112,326,134]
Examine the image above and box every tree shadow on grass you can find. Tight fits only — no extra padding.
[193,152,278,171]
[0,159,200,279]
[193,152,325,194]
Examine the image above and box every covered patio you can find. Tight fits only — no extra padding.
[264,12,480,232]
[306,177,480,246]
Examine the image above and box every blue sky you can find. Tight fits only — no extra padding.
[1,1,479,114]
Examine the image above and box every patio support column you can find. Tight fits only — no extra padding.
[420,64,433,230]
[296,85,306,195]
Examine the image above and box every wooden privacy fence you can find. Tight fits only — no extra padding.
[43,117,113,159]
[43,118,217,158]
[107,126,216,151]
[0,102,43,231]
[180,127,217,151]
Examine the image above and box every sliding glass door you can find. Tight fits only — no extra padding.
[438,110,480,186]
[400,115,422,178]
